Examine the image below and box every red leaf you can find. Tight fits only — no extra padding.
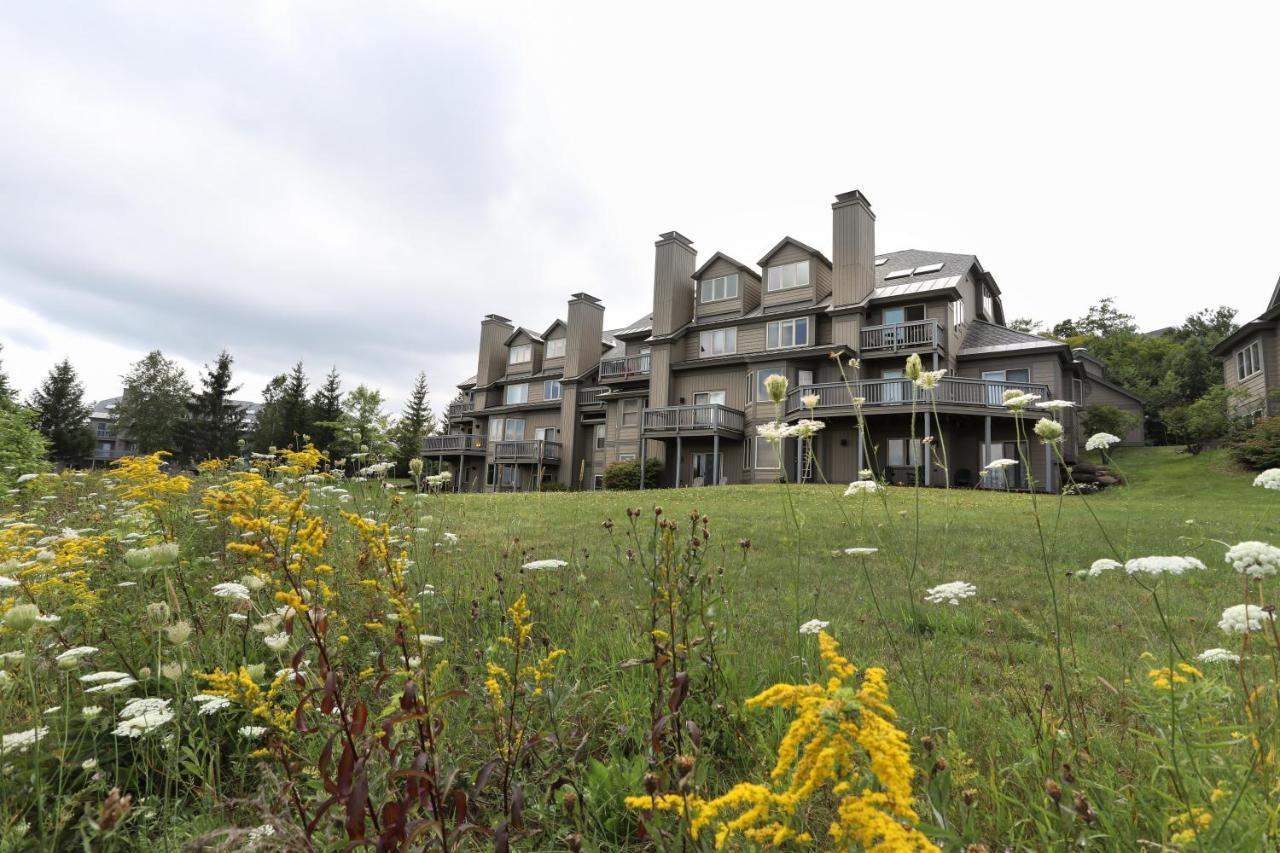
[345,768,368,840]
[511,785,525,831]
[351,701,368,739]
[494,821,509,853]
[321,670,338,715]
[669,671,689,712]
[452,789,468,824]
[337,743,355,797]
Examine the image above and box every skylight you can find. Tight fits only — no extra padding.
[914,262,944,274]
[874,258,887,266]
[884,269,913,280]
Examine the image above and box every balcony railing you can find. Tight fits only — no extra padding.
[599,354,651,380]
[785,377,1052,414]
[492,440,562,462]
[422,434,487,454]
[860,319,941,352]
[447,399,475,418]
[642,404,745,435]
[579,386,607,406]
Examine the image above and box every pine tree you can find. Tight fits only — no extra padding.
[182,350,245,461]
[279,362,311,449]
[28,359,94,465]
[327,385,394,465]
[114,350,192,454]
[249,374,289,452]
[309,367,343,452]
[393,372,437,474]
[0,343,15,409]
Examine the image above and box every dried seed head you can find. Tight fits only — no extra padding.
[932,757,948,774]
[676,754,695,776]
[567,833,582,852]
[1046,779,1062,802]
[1072,790,1096,823]
[562,789,577,814]
[961,788,978,807]
[643,772,659,795]
[1061,762,1075,783]
[920,735,935,753]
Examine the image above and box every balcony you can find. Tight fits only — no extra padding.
[860,319,941,353]
[642,404,745,437]
[599,354,651,382]
[422,434,487,454]
[784,377,1052,414]
[447,399,475,419]
[92,446,130,461]
[492,440,562,462]
[579,386,607,407]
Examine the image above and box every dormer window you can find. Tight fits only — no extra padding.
[545,338,566,359]
[982,287,994,320]
[700,274,739,303]
[766,261,810,292]
[509,344,532,365]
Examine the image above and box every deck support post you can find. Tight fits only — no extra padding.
[639,436,647,491]
[675,435,682,488]
[713,433,721,485]
[856,424,864,475]
[795,435,803,483]
[983,415,992,489]
[457,454,463,493]
[1044,443,1053,494]
[923,411,932,487]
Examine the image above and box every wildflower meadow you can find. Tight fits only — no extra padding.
[1,369,1279,850]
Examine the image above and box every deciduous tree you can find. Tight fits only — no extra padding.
[114,350,192,454]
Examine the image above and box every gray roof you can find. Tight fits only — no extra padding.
[89,395,262,420]
[606,312,653,340]
[958,321,1066,357]
[757,236,832,269]
[503,326,545,345]
[870,274,963,301]
[692,251,762,282]
[873,249,983,288]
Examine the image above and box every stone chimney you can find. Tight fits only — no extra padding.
[475,313,513,387]
[564,292,605,378]
[651,231,696,337]
[831,190,875,307]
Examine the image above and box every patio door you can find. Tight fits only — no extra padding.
[693,391,725,427]
[883,368,904,403]
[692,452,724,486]
[982,441,1025,489]
[983,368,1030,405]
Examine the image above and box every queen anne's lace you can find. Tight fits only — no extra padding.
[1225,541,1280,578]
[1124,556,1206,577]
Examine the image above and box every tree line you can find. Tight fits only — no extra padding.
[0,344,439,474]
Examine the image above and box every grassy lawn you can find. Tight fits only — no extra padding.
[3,445,1275,849]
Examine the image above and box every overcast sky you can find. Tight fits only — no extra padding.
[2,2,1278,414]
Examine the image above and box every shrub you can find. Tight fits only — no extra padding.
[0,405,50,489]
[602,458,662,490]
[538,480,568,492]
[1229,416,1280,470]
[1081,404,1139,442]
[1163,386,1247,454]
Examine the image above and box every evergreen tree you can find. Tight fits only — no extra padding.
[279,362,311,448]
[326,385,394,465]
[114,350,192,454]
[182,350,245,461]
[309,367,343,452]
[28,359,94,465]
[392,372,437,474]
[249,374,289,451]
[0,343,15,409]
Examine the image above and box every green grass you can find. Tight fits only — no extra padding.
[3,446,1275,849]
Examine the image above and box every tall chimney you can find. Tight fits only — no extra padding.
[832,190,875,307]
[564,292,605,378]
[651,231,696,336]
[475,313,513,387]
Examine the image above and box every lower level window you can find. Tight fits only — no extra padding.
[753,436,780,470]
[593,474,604,490]
[619,453,636,462]
[887,438,922,467]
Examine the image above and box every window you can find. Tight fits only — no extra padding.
[622,398,640,426]
[749,366,783,403]
[693,452,723,485]
[882,367,905,403]
[1072,378,1084,406]
[593,474,605,490]
[505,383,529,405]
[700,274,739,303]
[1238,340,1263,380]
[767,317,810,349]
[766,261,811,292]
[887,438,923,468]
[752,436,781,469]
[699,327,737,357]
[952,299,965,329]
[694,391,726,406]
[504,419,525,440]
[619,453,636,462]
[534,427,558,442]
[883,305,926,325]
[488,418,505,441]
[594,424,606,449]
[509,344,532,365]
[545,338,565,359]
[982,288,994,319]
[982,369,1030,406]
[543,379,562,401]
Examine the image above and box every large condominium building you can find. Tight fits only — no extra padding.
[1211,275,1280,420]
[87,396,262,466]
[426,190,1144,493]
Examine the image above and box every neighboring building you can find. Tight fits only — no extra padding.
[1211,276,1280,421]
[427,189,1144,493]
[87,396,262,466]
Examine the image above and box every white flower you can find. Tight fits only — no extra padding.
[85,677,138,694]
[0,576,18,590]
[1086,558,1122,578]
[841,547,878,556]
[1085,432,1121,451]
[787,419,825,439]
[924,581,977,605]
[1124,556,1207,577]
[1225,541,1280,579]
[417,634,444,646]
[228,613,248,623]
[263,632,291,652]
[1036,400,1076,411]
[522,559,567,570]
[1197,648,1241,664]
[764,374,789,404]
[81,758,98,771]
[843,480,883,496]
[1219,604,1275,635]
[242,574,266,591]
[35,614,61,625]
[55,646,99,668]
[983,458,1019,470]
[858,468,873,480]
[239,725,269,738]
[212,582,251,601]
[79,670,132,684]
[757,422,789,443]
[1254,469,1280,490]
[914,369,946,390]
[801,393,821,409]
[193,694,232,715]
[81,706,103,719]
[1034,418,1064,444]
[16,474,38,484]
[442,532,459,545]
[113,708,174,738]
[1,726,48,754]
[1002,391,1040,410]
[798,619,829,635]
[119,697,170,719]
[248,824,277,846]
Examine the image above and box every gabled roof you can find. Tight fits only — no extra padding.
[607,312,654,340]
[541,319,567,339]
[1211,304,1280,356]
[757,236,832,269]
[1270,272,1280,311]
[457,375,477,390]
[692,251,762,282]
[503,326,544,346]
[958,320,1066,357]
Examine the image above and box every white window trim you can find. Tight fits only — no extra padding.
[504,383,529,405]
[765,261,811,293]
[699,327,738,357]
[700,274,740,304]
[693,390,726,406]
[594,424,606,449]
[1238,340,1263,380]
[752,436,781,470]
[543,379,562,401]
[766,317,811,350]
[887,437,923,468]
[618,453,636,462]
[544,338,566,359]
[621,398,641,426]
[508,344,532,365]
